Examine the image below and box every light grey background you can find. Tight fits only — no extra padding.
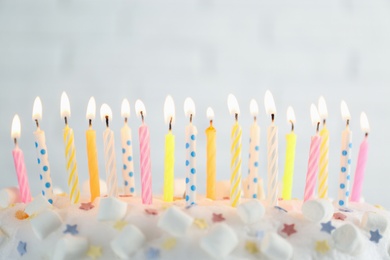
[0,0,389,206]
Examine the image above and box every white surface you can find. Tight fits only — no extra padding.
[0,0,389,207]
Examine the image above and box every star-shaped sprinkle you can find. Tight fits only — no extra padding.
[87,245,102,259]
[212,213,225,223]
[15,210,29,220]
[113,220,128,231]
[145,247,160,260]
[320,221,335,234]
[162,237,177,250]
[375,205,385,210]
[79,202,94,211]
[64,224,79,235]
[274,206,288,213]
[17,241,27,256]
[339,208,352,213]
[333,212,347,221]
[369,229,383,243]
[281,224,297,236]
[145,208,159,215]
[245,241,259,254]
[194,218,208,229]
[315,240,330,254]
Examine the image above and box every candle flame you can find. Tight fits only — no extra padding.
[121,98,130,118]
[11,114,21,139]
[340,100,351,121]
[100,103,113,122]
[250,99,259,117]
[360,112,370,134]
[32,97,42,121]
[135,99,146,117]
[60,92,71,118]
[184,97,196,118]
[264,90,276,115]
[310,104,321,126]
[286,106,296,124]
[86,97,96,120]
[318,96,328,119]
[164,95,175,125]
[227,94,240,115]
[206,107,214,120]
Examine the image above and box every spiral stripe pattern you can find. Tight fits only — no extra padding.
[304,135,321,201]
[12,148,31,203]
[103,129,118,197]
[139,125,152,204]
[318,128,329,199]
[64,127,80,204]
[230,123,242,207]
[267,126,278,206]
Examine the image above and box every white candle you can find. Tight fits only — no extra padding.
[184,97,197,206]
[120,99,135,196]
[338,100,352,207]
[247,99,260,199]
[264,90,278,206]
[100,104,118,197]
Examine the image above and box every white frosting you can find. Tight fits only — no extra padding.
[261,232,293,260]
[31,210,62,240]
[200,223,238,258]
[157,206,194,237]
[53,235,89,260]
[25,194,52,215]
[111,225,146,259]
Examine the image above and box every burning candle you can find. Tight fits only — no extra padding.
[318,96,329,199]
[60,92,80,204]
[338,100,352,207]
[247,99,260,199]
[264,90,278,206]
[304,104,322,201]
[86,97,100,202]
[163,95,175,202]
[135,99,152,204]
[227,94,242,207]
[11,115,31,203]
[32,97,54,204]
[100,104,118,197]
[205,107,216,200]
[120,99,135,196]
[184,98,197,206]
[282,106,297,200]
[351,112,369,202]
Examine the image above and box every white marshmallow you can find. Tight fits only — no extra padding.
[0,187,20,208]
[174,178,186,198]
[302,199,333,222]
[216,180,230,200]
[111,225,146,259]
[157,206,194,237]
[260,232,293,260]
[200,223,238,258]
[25,194,52,216]
[237,200,265,225]
[53,235,88,260]
[0,228,7,246]
[97,197,128,221]
[31,210,62,240]
[332,224,363,255]
[361,211,388,233]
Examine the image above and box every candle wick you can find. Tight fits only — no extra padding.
[291,122,294,132]
[323,119,326,126]
[105,116,109,128]
[190,114,193,123]
[124,117,128,124]
[210,119,213,126]
[316,122,320,133]
[169,117,172,131]
[365,132,368,137]
[35,119,39,128]
[140,111,144,123]
[271,114,275,122]
[254,116,256,122]
[64,117,68,125]
[346,119,350,127]
[89,119,92,127]
[14,138,17,145]
[235,113,238,121]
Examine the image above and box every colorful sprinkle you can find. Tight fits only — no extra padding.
[212,213,225,223]
[79,202,94,211]
[320,221,335,234]
[63,224,79,235]
[281,223,297,236]
[369,229,383,243]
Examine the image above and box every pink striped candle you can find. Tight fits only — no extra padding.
[351,112,369,202]
[304,104,322,201]
[136,100,152,204]
[11,115,31,203]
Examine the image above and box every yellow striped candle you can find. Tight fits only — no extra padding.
[228,94,242,207]
[61,92,80,204]
[163,95,175,202]
[282,106,296,200]
[205,107,216,200]
[86,97,100,202]
[318,96,329,199]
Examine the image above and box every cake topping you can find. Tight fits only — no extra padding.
[194,218,208,230]
[111,225,146,259]
[315,240,330,254]
[332,223,364,255]
[162,237,177,250]
[245,240,260,254]
[24,194,52,216]
[17,241,27,256]
[200,223,238,258]
[97,197,127,222]
[361,211,388,233]
[260,232,293,260]
[157,206,194,237]
[369,229,383,243]
[53,235,88,260]
[145,208,158,215]
[145,247,160,260]
[79,202,94,211]
[212,213,225,223]
[113,220,128,231]
[86,245,102,259]
[281,223,297,237]
[333,212,347,221]
[237,200,265,224]
[63,224,79,235]
[31,210,62,240]
[302,199,333,222]
[320,221,336,234]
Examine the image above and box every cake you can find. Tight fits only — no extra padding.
[0,185,389,260]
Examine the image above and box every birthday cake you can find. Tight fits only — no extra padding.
[0,191,390,260]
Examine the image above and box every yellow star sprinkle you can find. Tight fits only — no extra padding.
[113,220,128,231]
[245,241,259,254]
[375,204,385,210]
[162,237,177,250]
[315,240,330,254]
[87,245,102,259]
[194,218,208,230]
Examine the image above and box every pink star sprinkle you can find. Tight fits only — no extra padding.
[333,212,347,221]
[212,213,225,223]
[79,202,94,211]
[281,223,297,236]
[145,209,159,215]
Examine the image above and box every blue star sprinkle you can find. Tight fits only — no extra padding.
[320,221,335,234]
[63,224,79,235]
[17,241,27,256]
[145,247,160,260]
[369,229,383,243]
[274,206,288,213]
[339,208,353,213]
